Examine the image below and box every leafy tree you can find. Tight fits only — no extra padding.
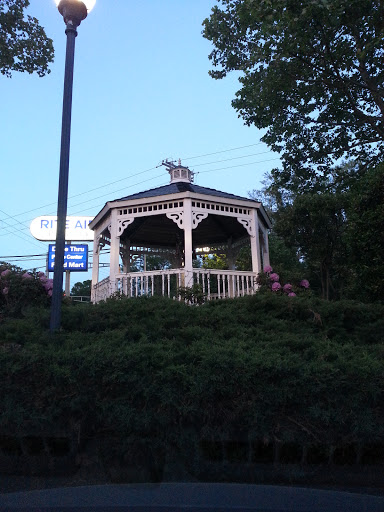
[203,0,384,189]
[71,279,91,297]
[273,193,349,300]
[345,163,384,302]
[201,253,228,270]
[130,255,171,272]
[0,0,54,77]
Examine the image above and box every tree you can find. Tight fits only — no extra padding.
[345,163,384,302]
[203,0,384,190]
[0,0,54,77]
[71,279,91,297]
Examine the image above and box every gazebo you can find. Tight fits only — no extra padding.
[89,162,271,303]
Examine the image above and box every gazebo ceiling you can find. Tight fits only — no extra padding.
[119,213,248,248]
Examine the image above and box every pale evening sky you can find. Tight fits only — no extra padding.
[0,0,280,284]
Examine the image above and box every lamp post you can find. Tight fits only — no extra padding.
[50,0,95,331]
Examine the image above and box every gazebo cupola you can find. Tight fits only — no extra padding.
[89,161,272,303]
[165,159,194,184]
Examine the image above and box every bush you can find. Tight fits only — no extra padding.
[0,262,51,319]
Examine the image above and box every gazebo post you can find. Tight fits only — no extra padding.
[183,198,194,287]
[109,209,120,294]
[260,225,270,268]
[91,236,100,300]
[250,210,262,275]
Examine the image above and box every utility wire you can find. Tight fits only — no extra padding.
[196,156,281,175]
[1,144,273,227]
[1,148,279,235]
[181,142,265,161]
[191,150,273,168]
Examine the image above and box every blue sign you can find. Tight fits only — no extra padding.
[48,244,88,272]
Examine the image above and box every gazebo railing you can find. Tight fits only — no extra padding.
[92,269,257,303]
[116,269,184,299]
[92,276,112,303]
[192,269,257,300]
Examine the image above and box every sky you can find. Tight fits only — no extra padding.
[0,0,281,285]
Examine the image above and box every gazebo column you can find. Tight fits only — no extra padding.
[183,198,193,287]
[250,210,262,274]
[260,224,270,268]
[109,209,120,293]
[227,237,236,270]
[91,234,100,303]
[121,239,131,273]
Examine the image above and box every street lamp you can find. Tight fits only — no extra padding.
[50,0,95,331]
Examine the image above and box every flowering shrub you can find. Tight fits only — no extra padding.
[0,262,51,318]
[257,265,310,298]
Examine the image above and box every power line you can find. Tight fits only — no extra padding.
[0,172,166,235]
[196,156,281,174]
[2,165,160,221]
[181,142,265,161]
[191,150,273,168]
[1,147,279,234]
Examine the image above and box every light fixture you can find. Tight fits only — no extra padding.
[54,0,96,26]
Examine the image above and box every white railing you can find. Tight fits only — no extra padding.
[192,269,257,300]
[92,276,112,303]
[92,269,257,303]
[116,269,184,298]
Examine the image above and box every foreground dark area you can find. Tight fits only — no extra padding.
[0,295,383,492]
[1,483,384,512]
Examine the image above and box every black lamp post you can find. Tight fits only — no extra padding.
[50,0,95,331]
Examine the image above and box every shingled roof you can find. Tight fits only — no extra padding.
[112,182,257,203]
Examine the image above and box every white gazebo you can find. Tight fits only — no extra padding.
[89,162,271,303]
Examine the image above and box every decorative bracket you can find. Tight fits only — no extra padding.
[237,217,253,236]
[95,235,106,254]
[192,212,208,229]
[166,212,184,229]
[117,217,135,236]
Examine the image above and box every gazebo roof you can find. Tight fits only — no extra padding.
[113,181,256,203]
[89,163,272,233]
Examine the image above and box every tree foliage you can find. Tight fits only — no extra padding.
[255,162,384,302]
[71,279,91,297]
[0,0,54,77]
[203,0,384,187]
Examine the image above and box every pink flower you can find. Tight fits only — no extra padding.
[300,279,310,289]
[271,282,281,292]
[269,273,280,282]
[288,292,297,297]
[2,287,9,295]
[263,265,273,273]
[44,279,54,292]
[283,283,293,293]
[22,272,33,280]
[47,290,53,297]
[1,269,11,277]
